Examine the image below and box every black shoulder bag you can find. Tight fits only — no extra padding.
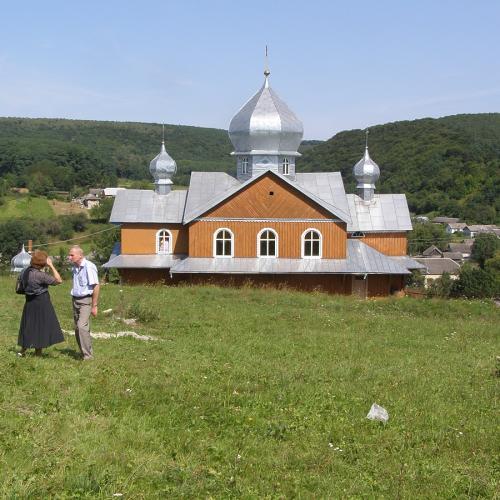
[15,268,30,295]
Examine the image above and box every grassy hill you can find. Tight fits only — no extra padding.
[0,194,54,220]
[0,277,498,497]
[0,113,499,223]
[299,113,500,224]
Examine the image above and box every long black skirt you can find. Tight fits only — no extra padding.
[18,292,64,349]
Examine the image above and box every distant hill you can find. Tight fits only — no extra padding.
[0,113,498,223]
[299,113,500,224]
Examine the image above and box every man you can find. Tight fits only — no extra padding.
[68,246,99,360]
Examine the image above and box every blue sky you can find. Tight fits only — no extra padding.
[0,0,498,139]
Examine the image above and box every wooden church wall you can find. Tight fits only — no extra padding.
[350,233,407,256]
[121,224,189,254]
[188,220,347,259]
[205,174,336,220]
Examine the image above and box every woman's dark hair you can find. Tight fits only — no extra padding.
[30,250,48,269]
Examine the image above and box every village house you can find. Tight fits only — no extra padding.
[445,222,466,234]
[432,217,460,225]
[414,257,461,285]
[448,241,474,259]
[103,68,423,297]
[463,224,500,238]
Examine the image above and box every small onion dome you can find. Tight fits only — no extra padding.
[353,146,380,189]
[149,141,177,182]
[11,244,31,273]
[228,70,303,154]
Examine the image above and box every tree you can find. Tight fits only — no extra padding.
[426,272,453,298]
[485,251,500,283]
[408,222,451,255]
[451,264,498,298]
[0,219,46,267]
[91,225,120,266]
[89,197,114,223]
[471,233,499,268]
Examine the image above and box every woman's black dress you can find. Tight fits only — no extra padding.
[18,267,64,349]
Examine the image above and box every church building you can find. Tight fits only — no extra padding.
[104,68,422,297]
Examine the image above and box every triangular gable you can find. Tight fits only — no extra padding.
[183,169,351,223]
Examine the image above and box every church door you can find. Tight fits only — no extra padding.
[352,275,367,298]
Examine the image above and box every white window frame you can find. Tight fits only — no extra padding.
[156,228,172,254]
[301,228,322,259]
[213,228,234,258]
[257,228,278,258]
[241,157,249,175]
[282,157,290,175]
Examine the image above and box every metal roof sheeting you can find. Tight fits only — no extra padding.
[228,75,303,154]
[170,240,410,275]
[183,170,352,224]
[414,257,461,275]
[109,189,187,223]
[103,254,185,269]
[346,194,412,232]
[294,172,351,223]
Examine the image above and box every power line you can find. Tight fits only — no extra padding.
[32,224,121,249]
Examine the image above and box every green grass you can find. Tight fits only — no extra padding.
[0,195,54,220]
[0,276,498,498]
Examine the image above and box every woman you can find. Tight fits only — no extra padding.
[18,250,64,356]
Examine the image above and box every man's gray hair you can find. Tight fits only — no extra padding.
[70,245,84,255]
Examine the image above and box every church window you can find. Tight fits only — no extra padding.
[351,231,365,238]
[241,157,249,175]
[282,157,290,175]
[156,229,172,254]
[258,228,278,257]
[302,229,322,258]
[214,228,234,257]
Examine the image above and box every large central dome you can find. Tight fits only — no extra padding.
[228,71,303,154]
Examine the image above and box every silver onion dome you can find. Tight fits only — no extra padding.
[353,146,380,202]
[149,140,177,194]
[11,244,31,273]
[228,71,303,154]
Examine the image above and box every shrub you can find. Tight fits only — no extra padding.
[426,272,453,298]
[471,234,499,268]
[451,265,499,298]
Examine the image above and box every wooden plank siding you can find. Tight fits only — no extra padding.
[367,275,405,297]
[180,273,353,295]
[205,173,336,220]
[188,220,347,258]
[349,233,407,256]
[121,223,189,254]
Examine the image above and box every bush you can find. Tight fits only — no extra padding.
[451,265,499,298]
[472,234,500,269]
[426,272,454,298]
[405,270,425,289]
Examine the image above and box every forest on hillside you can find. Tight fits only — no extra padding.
[0,114,498,223]
[299,114,500,224]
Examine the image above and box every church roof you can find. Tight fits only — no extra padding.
[109,189,187,223]
[228,72,303,155]
[182,169,351,224]
[346,194,412,232]
[169,240,411,275]
[183,172,241,223]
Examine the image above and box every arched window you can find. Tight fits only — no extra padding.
[241,157,249,175]
[282,157,290,175]
[302,229,322,258]
[213,228,234,257]
[156,229,172,254]
[257,228,278,258]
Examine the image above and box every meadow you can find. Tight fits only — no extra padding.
[0,275,498,498]
[0,195,55,220]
